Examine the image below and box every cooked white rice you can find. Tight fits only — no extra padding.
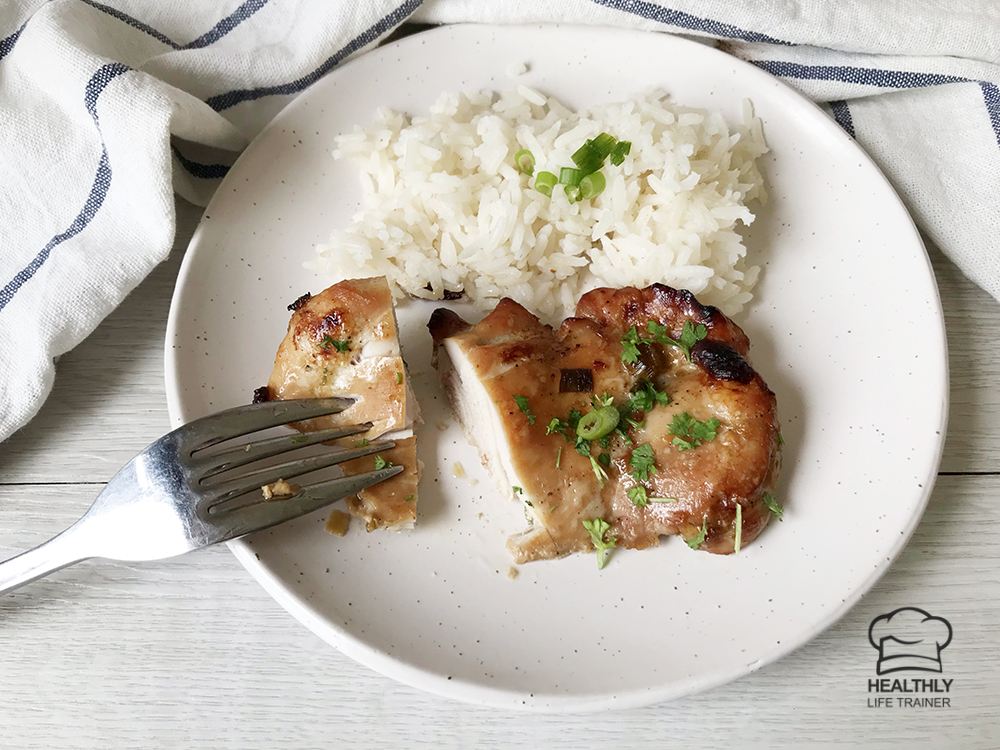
[310,88,768,321]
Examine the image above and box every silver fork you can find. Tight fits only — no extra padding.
[0,398,402,595]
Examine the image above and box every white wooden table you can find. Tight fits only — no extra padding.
[1,197,998,749]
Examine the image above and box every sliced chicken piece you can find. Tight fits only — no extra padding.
[429,284,780,564]
[263,276,419,530]
[341,437,420,531]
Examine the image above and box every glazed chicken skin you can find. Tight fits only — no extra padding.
[429,284,780,563]
[264,276,419,531]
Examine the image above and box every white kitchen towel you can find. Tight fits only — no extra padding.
[1,0,998,442]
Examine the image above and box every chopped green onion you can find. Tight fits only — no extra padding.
[576,406,620,440]
[579,171,606,200]
[534,170,557,196]
[559,167,583,186]
[514,149,535,175]
[564,184,581,203]
[592,132,617,159]
[570,140,604,175]
[609,140,632,166]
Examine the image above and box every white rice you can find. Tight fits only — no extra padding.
[310,88,768,321]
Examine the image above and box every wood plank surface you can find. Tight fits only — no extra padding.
[1,197,998,748]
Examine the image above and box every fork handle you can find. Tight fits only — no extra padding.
[0,527,91,595]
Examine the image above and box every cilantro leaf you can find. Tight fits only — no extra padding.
[629,442,656,482]
[546,417,568,436]
[762,492,784,520]
[686,517,708,550]
[574,435,592,457]
[567,410,583,430]
[627,485,649,507]
[513,395,536,425]
[513,486,523,495]
[320,336,351,353]
[582,518,617,570]
[620,326,642,364]
[625,381,670,414]
[589,455,609,486]
[669,412,721,450]
[374,455,392,470]
[642,319,709,361]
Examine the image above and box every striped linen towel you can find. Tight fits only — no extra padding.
[1,0,998,441]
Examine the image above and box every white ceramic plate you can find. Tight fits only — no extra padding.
[165,24,947,711]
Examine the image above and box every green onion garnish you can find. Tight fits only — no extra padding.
[571,140,604,175]
[534,170,557,196]
[576,406,620,441]
[609,140,632,166]
[559,167,583,186]
[592,132,617,159]
[579,171,606,200]
[514,149,535,175]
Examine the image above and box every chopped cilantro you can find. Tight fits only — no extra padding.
[290,435,309,444]
[621,320,708,364]
[629,443,656,482]
[669,412,721,450]
[628,483,676,507]
[620,326,643,364]
[574,436,592,457]
[762,492,784,520]
[582,518,617,570]
[354,438,369,448]
[589,455,609,486]
[546,417,568,436]
[320,336,351,353]
[627,485,649,507]
[567,410,583,430]
[404,494,414,502]
[686,517,708,550]
[555,446,563,469]
[374,455,392,470]
[513,486,523,495]
[597,452,611,468]
[778,432,786,446]
[591,393,614,409]
[626,381,671,413]
[513,395,536,425]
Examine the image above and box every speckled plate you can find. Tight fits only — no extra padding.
[164,24,947,711]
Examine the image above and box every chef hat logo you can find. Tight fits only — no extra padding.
[868,607,953,675]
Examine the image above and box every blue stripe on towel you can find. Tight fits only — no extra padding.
[80,0,270,50]
[0,20,27,62]
[591,0,790,44]
[750,59,1000,148]
[0,63,129,313]
[205,0,423,111]
[80,1,181,48]
[981,82,1000,147]
[172,145,232,179]
[179,0,270,50]
[750,60,966,89]
[829,100,854,137]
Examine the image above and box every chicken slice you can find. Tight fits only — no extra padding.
[429,284,780,563]
[264,276,419,531]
